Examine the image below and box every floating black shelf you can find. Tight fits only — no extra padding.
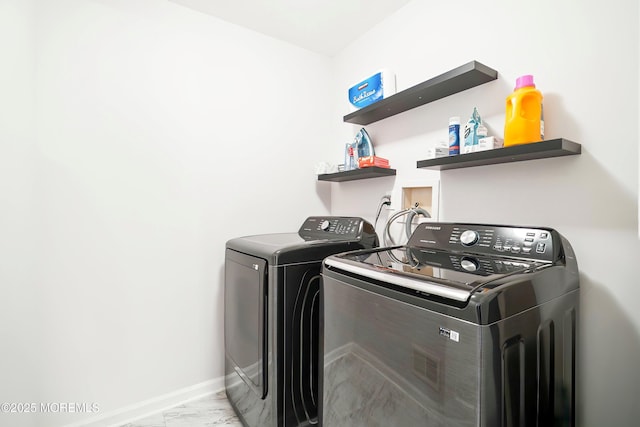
[343,61,498,126]
[416,138,581,171]
[317,167,396,182]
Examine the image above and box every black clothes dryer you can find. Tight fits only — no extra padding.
[224,216,378,427]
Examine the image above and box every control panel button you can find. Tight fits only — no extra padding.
[459,230,479,246]
[539,232,549,239]
[536,242,546,253]
[320,220,330,231]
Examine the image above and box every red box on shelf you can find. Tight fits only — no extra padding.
[358,156,390,168]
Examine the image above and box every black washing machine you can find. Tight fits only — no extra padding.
[224,216,378,427]
[320,222,579,427]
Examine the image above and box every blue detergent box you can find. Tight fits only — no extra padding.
[348,70,396,110]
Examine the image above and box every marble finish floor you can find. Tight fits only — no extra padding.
[120,391,242,427]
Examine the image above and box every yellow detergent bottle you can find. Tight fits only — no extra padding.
[504,75,544,147]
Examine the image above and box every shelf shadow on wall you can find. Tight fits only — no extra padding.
[363,76,509,146]
[315,180,332,212]
[440,146,635,232]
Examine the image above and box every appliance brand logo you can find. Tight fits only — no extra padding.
[439,327,459,342]
[423,225,442,230]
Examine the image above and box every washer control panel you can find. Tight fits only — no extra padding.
[413,249,534,276]
[407,223,558,262]
[298,216,364,241]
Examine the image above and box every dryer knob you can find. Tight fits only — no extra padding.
[460,230,479,246]
[320,220,331,231]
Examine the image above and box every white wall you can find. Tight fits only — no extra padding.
[0,1,40,427]
[1,0,331,425]
[331,0,639,425]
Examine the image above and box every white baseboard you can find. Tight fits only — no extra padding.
[63,377,225,427]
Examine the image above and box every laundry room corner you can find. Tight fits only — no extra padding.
[328,0,640,425]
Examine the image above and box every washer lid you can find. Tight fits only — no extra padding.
[325,246,545,302]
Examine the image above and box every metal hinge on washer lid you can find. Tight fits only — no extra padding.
[324,258,471,302]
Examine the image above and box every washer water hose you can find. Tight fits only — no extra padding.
[383,203,431,247]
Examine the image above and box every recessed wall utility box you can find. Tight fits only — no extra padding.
[389,179,440,221]
[402,186,433,214]
[385,180,439,246]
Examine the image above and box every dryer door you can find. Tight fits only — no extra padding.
[225,249,268,398]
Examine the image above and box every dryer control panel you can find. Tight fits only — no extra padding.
[298,216,374,242]
[407,223,560,262]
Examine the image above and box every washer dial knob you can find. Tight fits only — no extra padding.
[460,257,479,272]
[460,230,479,246]
[320,220,331,231]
